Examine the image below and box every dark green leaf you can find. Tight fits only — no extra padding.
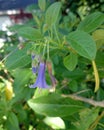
[63,52,78,71]
[69,80,78,92]
[5,112,20,130]
[77,12,104,33]
[67,31,96,60]
[95,51,104,67]
[28,94,84,117]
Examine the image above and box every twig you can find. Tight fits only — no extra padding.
[74,89,91,95]
[62,94,104,108]
[88,111,104,130]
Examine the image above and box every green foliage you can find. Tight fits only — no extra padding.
[13,69,32,88]
[72,108,99,130]
[0,0,104,129]
[28,94,84,117]
[45,2,61,27]
[17,27,42,41]
[38,0,46,11]
[5,112,20,130]
[43,117,65,129]
[67,30,96,60]
[77,12,104,33]
[63,52,78,71]
[5,44,31,69]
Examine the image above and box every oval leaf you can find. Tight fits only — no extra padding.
[6,112,20,130]
[77,12,104,33]
[17,27,42,41]
[45,2,61,27]
[92,29,104,41]
[38,0,46,11]
[13,69,32,88]
[28,94,84,117]
[43,117,65,129]
[63,52,78,71]
[5,44,31,69]
[73,108,99,130]
[67,31,96,60]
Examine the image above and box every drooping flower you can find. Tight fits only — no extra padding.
[30,61,50,89]
[47,60,57,88]
[49,73,57,88]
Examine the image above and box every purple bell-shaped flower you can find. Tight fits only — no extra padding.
[30,61,50,89]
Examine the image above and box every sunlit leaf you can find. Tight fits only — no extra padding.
[38,0,46,11]
[43,117,65,129]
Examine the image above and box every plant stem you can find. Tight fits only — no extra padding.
[47,43,50,60]
[62,94,104,108]
[54,25,60,44]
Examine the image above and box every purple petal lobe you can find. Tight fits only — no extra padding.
[31,54,35,60]
[32,66,38,74]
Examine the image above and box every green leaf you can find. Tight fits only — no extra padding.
[5,44,31,69]
[92,29,104,49]
[5,112,20,130]
[63,52,78,71]
[67,30,96,60]
[0,125,4,130]
[13,86,34,103]
[72,108,99,130]
[13,69,32,88]
[92,29,104,41]
[0,100,8,122]
[38,0,46,11]
[43,117,65,129]
[28,94,84,117]
[45,2,61,27]
[13,104,27,122]
[77,12,104,33]
[69,80,78,92]
[95,51,104,67]
[17,27,42,41]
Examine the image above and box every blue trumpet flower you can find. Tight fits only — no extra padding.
[30,61,50,89]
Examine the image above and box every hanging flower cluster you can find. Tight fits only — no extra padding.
[30,54,57,89]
